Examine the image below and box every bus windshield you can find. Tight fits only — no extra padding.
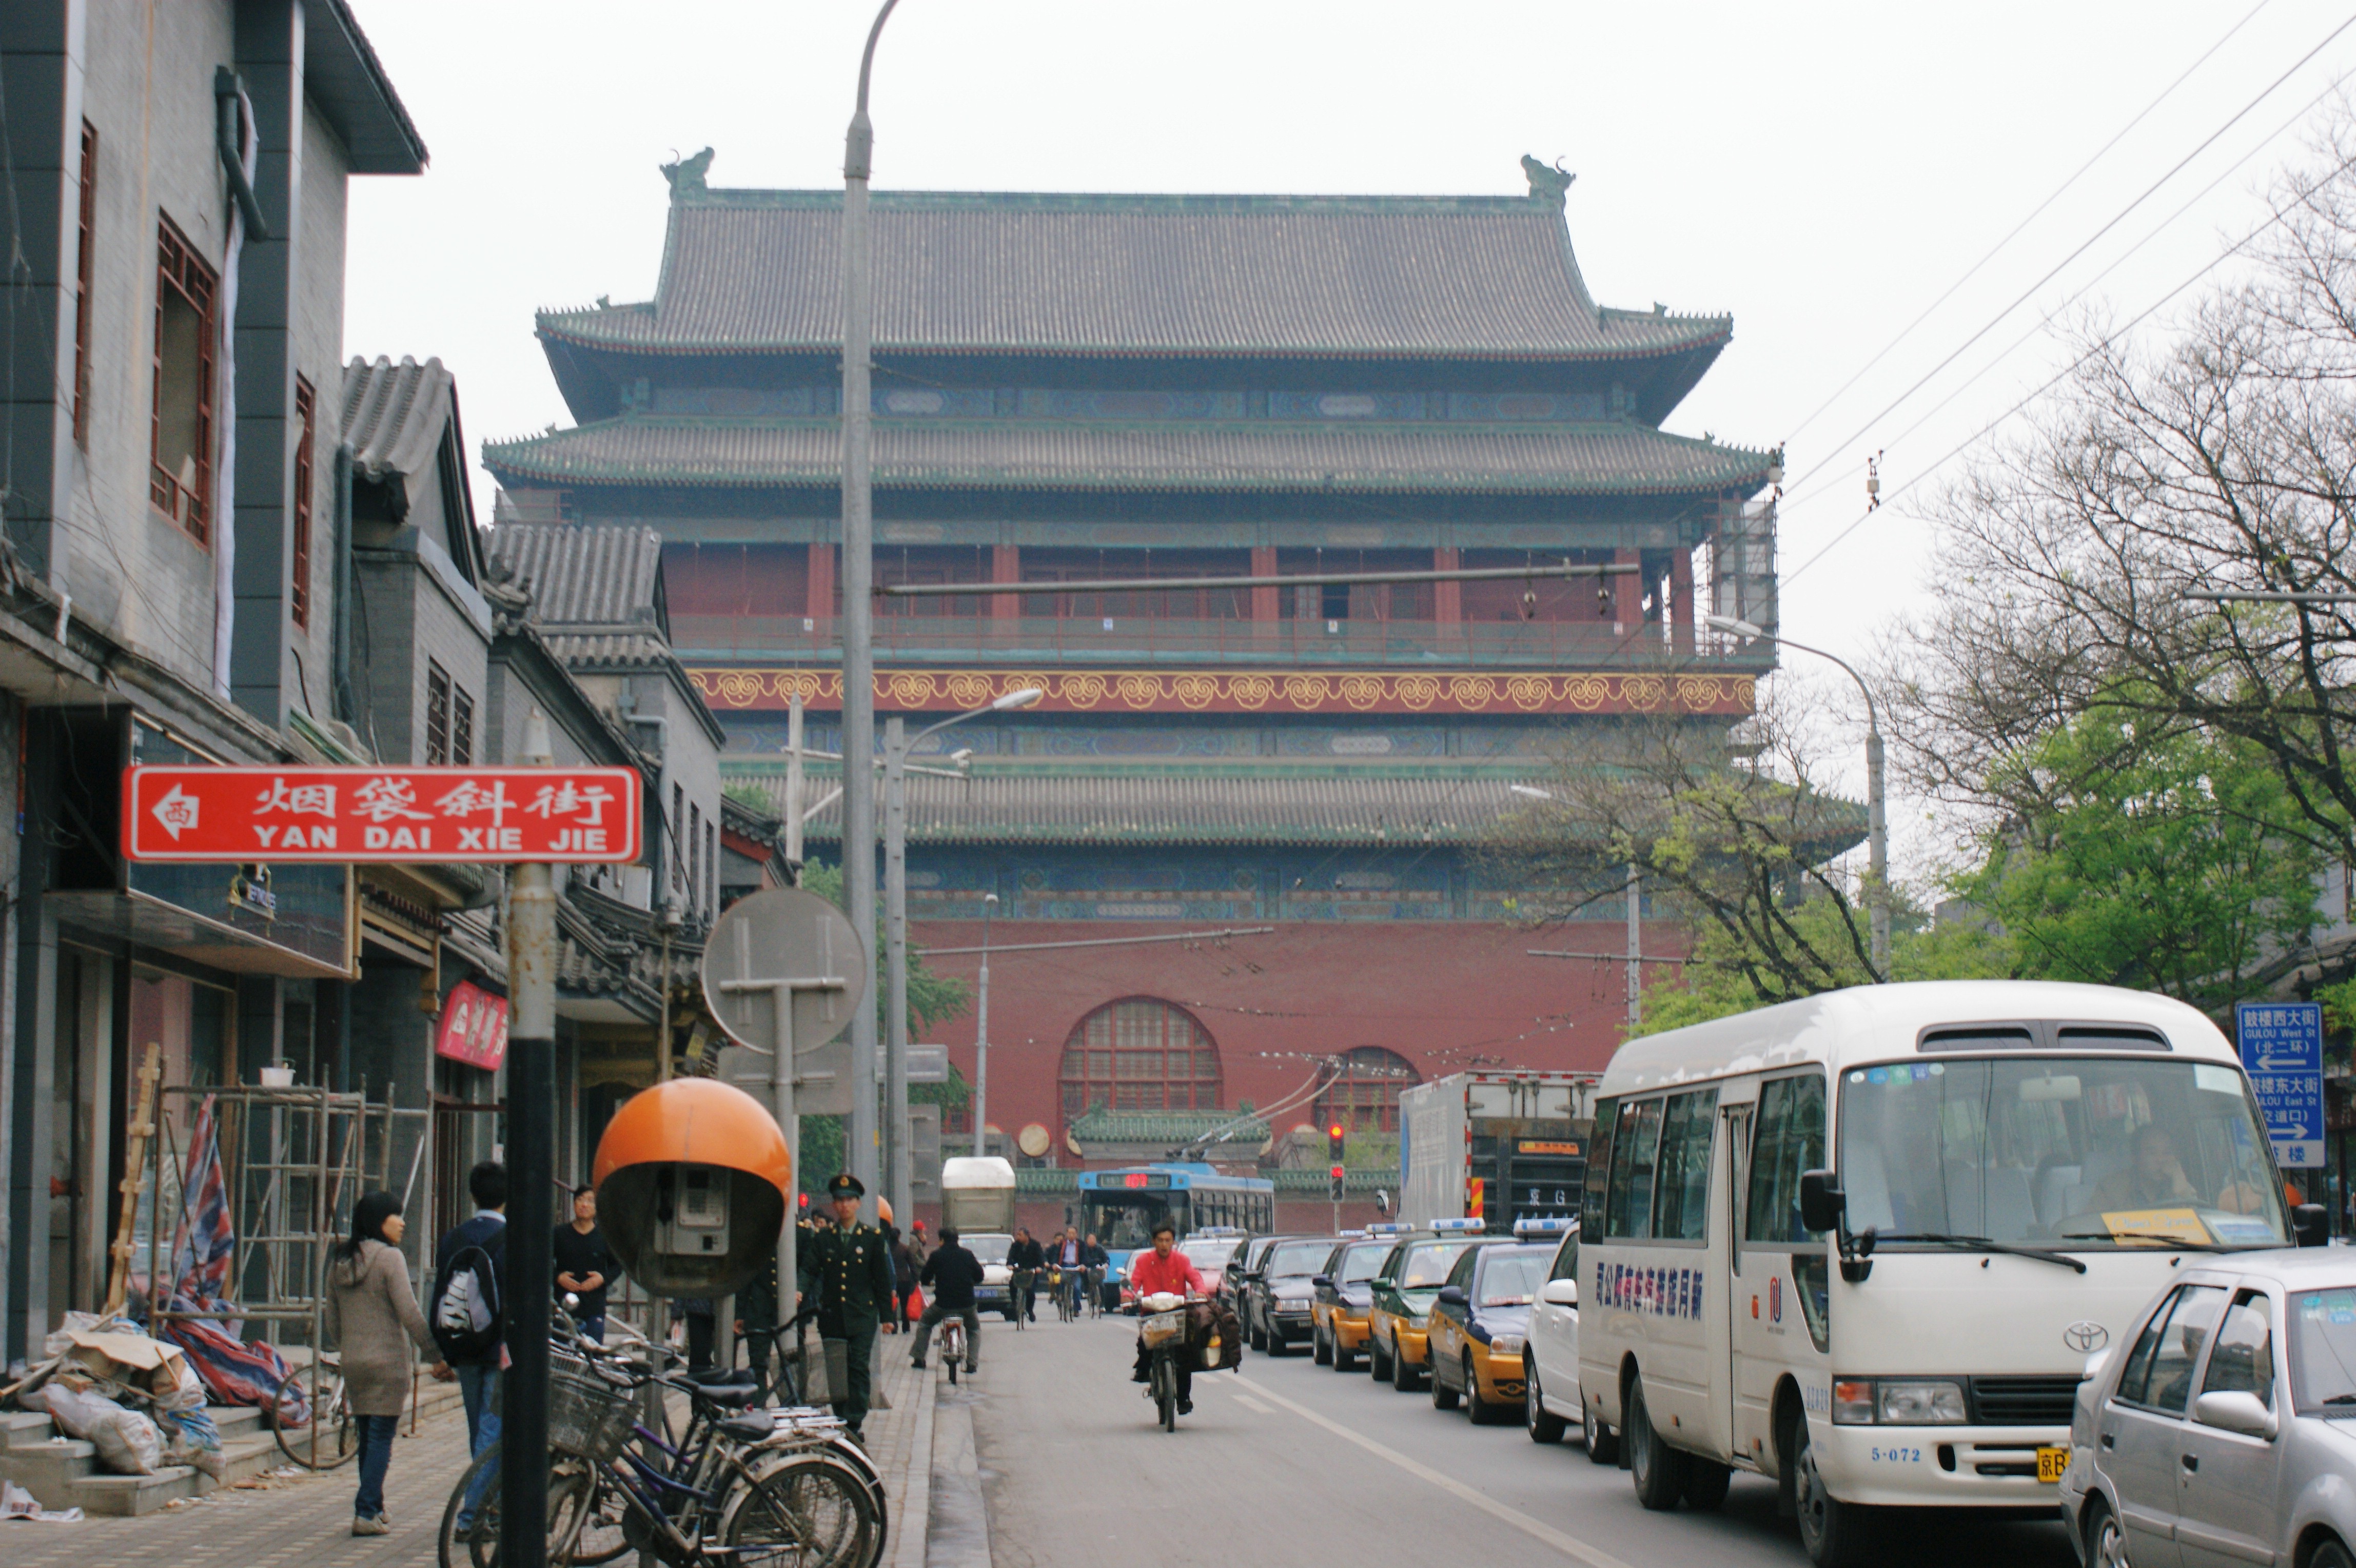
[1837,1056,2290,1250]
[1082,1192,1188,1250]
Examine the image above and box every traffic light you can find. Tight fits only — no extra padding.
[1328,1123,1346,1163]
[1330,1164,1346,1201]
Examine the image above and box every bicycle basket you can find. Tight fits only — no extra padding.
[1140,1310,1185,1349]
[548,1352,636,1462]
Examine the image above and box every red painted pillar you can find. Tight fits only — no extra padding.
[1671,548,1696,656]
[1433,546,1462,631]
[808,543,835,634]
[1250,546,1280,622]
[991,544,1021,621]
[1612,548,1639,635]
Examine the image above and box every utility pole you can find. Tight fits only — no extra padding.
[883,716,911,1222]
[974,892,995,1156]
[1625,863,1642,1035]
[839,0,899,1222]
[784,693,806,868]
[501,711,558,1568]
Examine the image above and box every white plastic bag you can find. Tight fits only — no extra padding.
[32,1385,162,1475]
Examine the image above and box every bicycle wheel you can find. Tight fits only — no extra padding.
[437,1447,601,1568]
[270,1360,358,1470]
[563,1465,633,1566]
[724,1452,879,1568]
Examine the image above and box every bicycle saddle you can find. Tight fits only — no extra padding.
[685,1379,758,1407]
[717,1413,775,1443]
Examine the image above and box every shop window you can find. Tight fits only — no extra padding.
[1058,997,1221,1118]
[1310,1046,1420,1132]
[151,219,218,540]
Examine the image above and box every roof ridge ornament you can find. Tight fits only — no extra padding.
[662,146,715,200]
[1520,154,1574,209]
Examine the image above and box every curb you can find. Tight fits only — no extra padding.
[887,1358,937,1568]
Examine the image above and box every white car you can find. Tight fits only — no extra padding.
[1522,1220,1603,1453]
[2059,1247,2356,1568]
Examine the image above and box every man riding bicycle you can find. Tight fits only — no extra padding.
[911,1227,984,1374]
[1051,1228,1088,1318]
[1127,1221,1207,1415]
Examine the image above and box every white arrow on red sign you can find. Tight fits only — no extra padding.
[121,766,643,864]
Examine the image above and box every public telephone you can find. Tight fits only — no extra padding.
[653,1163,735,1259]
[593,1078,789,1297]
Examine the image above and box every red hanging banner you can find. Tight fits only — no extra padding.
[435,979,511,1071]
[121,766,642,864]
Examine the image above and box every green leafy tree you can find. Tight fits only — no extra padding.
[789,861,972,1198]
[1954,705,2325,1013]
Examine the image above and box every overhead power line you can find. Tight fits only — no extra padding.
[1781,8,2356,503]
[1781,0,2278,452]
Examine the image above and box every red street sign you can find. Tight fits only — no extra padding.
[121,766,643,864]
[435,979,511,1070]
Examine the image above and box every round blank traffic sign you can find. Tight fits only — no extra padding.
[702,888,869,1055]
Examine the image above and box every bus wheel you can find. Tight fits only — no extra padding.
[1625,1376,1689,1511]
[1791,1411,1870,1566]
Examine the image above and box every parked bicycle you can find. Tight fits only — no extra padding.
[267,1353,357,1470]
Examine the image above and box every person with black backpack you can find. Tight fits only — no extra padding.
[431,1161,507,1535]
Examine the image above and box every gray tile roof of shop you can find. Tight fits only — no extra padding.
[738,765,1537,845]
[482,416,1771,496]
[1068,1108,1271,1143]
[485,524,671,634]
[533,188,1731,361]
[341,356,455,483]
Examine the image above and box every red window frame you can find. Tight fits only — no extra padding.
[151,218,218,542]
[290,376,315,626]
[1058,997,1223,1119]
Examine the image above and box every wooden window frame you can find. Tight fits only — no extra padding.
[1057,997,1222,1120]
[425,661,451,765]
[450,684,474,766]
[290,376,316,627]
[73,122,96,446]
[150,218,218,542]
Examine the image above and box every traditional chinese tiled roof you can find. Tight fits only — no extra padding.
[1068,1107,1271,1144]
[534,189,1729,363]
[340,356,455,484]
[482,416,1770,497]
[484,524,670,635]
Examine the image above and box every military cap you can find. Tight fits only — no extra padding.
[828,1172,865,1199]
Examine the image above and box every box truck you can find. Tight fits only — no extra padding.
[1397,1071,1599,1231]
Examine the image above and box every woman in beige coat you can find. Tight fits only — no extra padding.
[322,1191,445,1536]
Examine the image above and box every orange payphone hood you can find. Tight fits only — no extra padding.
[591,1077,792,1198]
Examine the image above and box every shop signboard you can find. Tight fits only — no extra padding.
[435,979,511,1071]
[2238,1001,2325,1169]
[122,766,642,863]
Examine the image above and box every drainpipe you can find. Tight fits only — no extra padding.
[213,70,269,240]
[331,444,355,724]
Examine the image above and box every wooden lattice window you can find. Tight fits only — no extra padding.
[1058,998,1222,1118]
[151,218,218,541]
[290,376,315,626]
[72,123,96,446]
[1310,1046,1420,1133]
[450,684,474,766]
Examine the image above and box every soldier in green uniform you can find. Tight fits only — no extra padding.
[797,1173,896,1442]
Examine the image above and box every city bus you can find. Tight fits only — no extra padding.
[1575,981,2307,1567]
[1078,1163,1276,1307]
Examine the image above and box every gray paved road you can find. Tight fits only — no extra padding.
[960,1311,2079,1568]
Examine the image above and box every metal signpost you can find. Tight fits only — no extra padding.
[703,888,872,1339]
[2238,1001,2325,1170]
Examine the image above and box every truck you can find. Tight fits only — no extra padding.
[939,1155,1017,1236]
[1397,1071,1599,1231]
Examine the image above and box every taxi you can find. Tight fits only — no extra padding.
[1364,1220,1496,1393]
[1310,1228,1399,1372]
[1424,1228,1560,1424]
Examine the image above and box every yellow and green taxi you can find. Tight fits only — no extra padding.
[1310,1228,1400,1373]
[1364,1220,1497,1393]
[1424,1231,1561,1424]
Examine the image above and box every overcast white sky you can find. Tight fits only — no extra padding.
[342,1,2356,890]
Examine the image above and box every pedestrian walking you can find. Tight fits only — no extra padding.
[430,1161,507,1535]
[553,1185,615,1343]
[796,1172,896,1445]
[324,1192,443,1536]
[889,1224,919,1333]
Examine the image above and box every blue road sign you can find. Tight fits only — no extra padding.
[2237,1002,2324,1168]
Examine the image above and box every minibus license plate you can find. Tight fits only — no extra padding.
[2035,1446,2069,1483]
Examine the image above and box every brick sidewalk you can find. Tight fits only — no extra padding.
[1,1336,939,1568]
[1,1407,472,1568]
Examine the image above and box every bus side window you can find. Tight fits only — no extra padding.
[1582,1098,1617,1239]
[1604,1099,1664,1241]
[1746,1073,1828,1245]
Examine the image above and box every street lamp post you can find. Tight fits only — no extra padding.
[1706,614,1889,976]
[974,891,996,1157]
[882,687,1040,1219]
[839,0,898,1219]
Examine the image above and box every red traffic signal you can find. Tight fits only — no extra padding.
[1330,1164,1345,1180]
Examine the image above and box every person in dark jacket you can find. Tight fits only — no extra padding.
[1008,1228,1047,1322]
[888,1225,919,1332]
[910,1227,985,1372]
[797,1173,898,1443]
[552,1186,615,1343]
[432,1161,507,1534]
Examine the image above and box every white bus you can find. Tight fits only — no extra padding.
[1575,981,2309,1567]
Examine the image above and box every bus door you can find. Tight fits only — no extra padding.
[1716,1084,1758,1464]
[1731,1071,1830,1477]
